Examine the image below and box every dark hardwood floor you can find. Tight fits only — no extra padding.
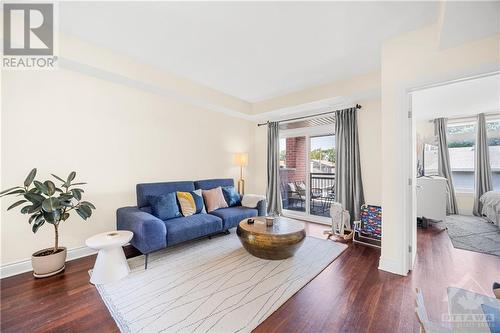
[1,223,499,333]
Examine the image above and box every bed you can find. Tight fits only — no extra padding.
[480,191,500,227]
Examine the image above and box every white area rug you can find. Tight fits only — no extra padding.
[95,231,347,333]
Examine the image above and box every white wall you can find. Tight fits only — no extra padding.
[380,23,500,274]
[1,68,256,266]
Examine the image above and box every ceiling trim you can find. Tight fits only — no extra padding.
[60,56,381,124]
[59,57,255,122]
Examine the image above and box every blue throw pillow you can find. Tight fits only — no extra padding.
[481,303,500,333]
[147,193,181,220]
[222,186,241,207]
[191,190,204,214]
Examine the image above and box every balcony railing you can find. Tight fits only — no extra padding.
[279,171,335,217]
[310,173,335,217]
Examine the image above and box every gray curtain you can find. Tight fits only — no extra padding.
[434,118,458,215]
[473,113,492,216]
[266,122,282,216]
[335,108,365,226]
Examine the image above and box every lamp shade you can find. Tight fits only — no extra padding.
[233,153,248,167]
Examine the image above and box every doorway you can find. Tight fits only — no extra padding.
[406,71,500,270]
[279,128,336,224]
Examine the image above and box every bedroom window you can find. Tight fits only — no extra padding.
[447,121,476,191]
[487,119,500,190]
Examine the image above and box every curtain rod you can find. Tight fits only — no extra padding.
[427,111,500,123]
[257,104,362,127]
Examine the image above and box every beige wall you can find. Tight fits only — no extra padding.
[380,23,500,274]
[251,98,382,207]
[252,71,380,115]
[1,68,256,265]
[357,99,382,206]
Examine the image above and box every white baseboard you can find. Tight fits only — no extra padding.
[378,256,408,276]
[1,246,97,279]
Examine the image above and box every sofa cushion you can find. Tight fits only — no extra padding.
[176,191,204,216]
[209,206,258,229]
[222,186,241,207]
[137,181,195,208]
[147,193,181,220]
[194,178,234,190]
[164,214,223,246]
[203,187,228,212]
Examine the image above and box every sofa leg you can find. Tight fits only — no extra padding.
[144,254,149,270]
[224,230,230,235]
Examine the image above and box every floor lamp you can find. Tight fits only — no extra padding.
[233,153,248,195]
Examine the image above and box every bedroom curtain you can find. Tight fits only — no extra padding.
[266,121,282,216]
[434,118,459,215]
[335,107,365,226]
[473,113,492,216]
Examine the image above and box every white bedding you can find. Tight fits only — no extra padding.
[480,191,500,226]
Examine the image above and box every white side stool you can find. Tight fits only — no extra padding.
[86,230,133,285]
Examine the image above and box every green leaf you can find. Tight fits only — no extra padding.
[79,205,92,217]
[28,214,39,224]
[69,182,87,186]
[44,181,56,196]
[51,174,65,183]
[24,168,37,187]
[33,181,48,195]
[62,213,70,221]
[27,204,42,214]
[43,210,60,223]
[42,197,60,212]
[75,208,88,220]
[32,218,45,233]
[2,189,25,196]
[24,192,44,205]
[67,171,76,184]
[60,200,73,207]
[80,201,96,209]
[59,193,73,200]
[21,205,32,214]
[0,186,22,196]
[7,200,27,210]
[72,189,82,201]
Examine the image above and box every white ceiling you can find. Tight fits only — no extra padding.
[60,1,438,102]
[412,74,500,120]
[439,1,500,49]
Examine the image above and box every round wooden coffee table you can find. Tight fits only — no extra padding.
[236,216,306,260]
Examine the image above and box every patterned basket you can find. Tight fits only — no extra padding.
[354,204,382,248]
[359,205,382,239]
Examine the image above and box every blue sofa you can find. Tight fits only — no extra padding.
[116,178,266,268]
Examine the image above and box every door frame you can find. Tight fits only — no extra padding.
[403,70,500,272]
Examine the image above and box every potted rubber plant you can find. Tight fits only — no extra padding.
[1,169,96,278]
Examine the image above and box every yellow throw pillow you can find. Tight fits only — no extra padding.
[177,191,196,217]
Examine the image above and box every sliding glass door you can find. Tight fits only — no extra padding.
[279,136,306,213]
[279,132,335,223]
[309,135,335,217]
